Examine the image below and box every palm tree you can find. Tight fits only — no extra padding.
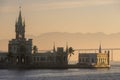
[33,45,38,54]
[67,47,74,61]
[68,47,74,56]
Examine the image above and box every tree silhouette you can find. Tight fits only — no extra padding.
[67,47,74,62]
[68,47,74,56]
[33,45,38,54]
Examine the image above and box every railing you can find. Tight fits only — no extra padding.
[75,48,120,51]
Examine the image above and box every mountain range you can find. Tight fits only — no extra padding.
[1,32,120,61]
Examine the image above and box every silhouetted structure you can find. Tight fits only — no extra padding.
[0,7,110,69]
[8,8,32,65]
[0,8,68,69]
[78,44,110,68]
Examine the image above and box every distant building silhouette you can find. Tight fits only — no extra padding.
[78,45,110,68]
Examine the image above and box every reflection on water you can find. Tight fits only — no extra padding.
[0,62,120,80]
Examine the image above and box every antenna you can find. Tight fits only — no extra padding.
[19,6,21,9]
[18,0,22,9]
[66,42,68,48]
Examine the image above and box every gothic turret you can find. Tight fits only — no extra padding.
[8,6,33,65]
[53,42,56,52]
[99,43,102,53]
[66,42,68,53]
[15,8,25,39]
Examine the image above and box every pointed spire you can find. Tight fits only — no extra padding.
[19,6,21,11]
[66,42,68,53]
[99,43,102,53]
[53,42,56,52]
[18,6,22,25]
[15,5,25,39]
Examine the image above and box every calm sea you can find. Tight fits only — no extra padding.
[0,62,120,80]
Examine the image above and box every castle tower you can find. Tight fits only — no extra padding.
[8,7,32,65]
[15,7,25,39]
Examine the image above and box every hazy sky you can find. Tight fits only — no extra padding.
[1,0,120,39]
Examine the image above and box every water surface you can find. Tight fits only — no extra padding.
[0,62,120,80]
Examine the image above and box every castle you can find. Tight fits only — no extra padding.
[0,8,110,69]
[0,8,69,68]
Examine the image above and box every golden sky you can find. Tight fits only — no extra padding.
[0,0,120,39]
[1,0,120,61]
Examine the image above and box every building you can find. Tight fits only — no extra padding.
[78,45,110,68]
[32,47,68,67]
[8,9,32,65]
[0,52,8,64]
[0,8,68,68]
[0,7,110,69]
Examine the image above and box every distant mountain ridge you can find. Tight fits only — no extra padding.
[1,32,120,51]
[27,32,120,39]
[1,32,120,61]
